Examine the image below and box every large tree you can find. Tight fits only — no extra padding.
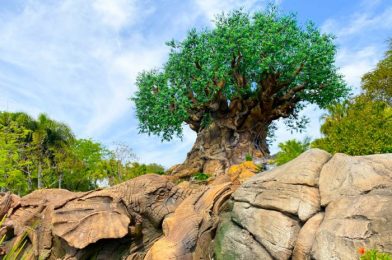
[133,8,348,175]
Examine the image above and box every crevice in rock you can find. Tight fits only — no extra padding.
[229,218,274,259]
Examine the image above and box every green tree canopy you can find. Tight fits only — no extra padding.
[312,97,392,155]
[312,41,392,155]
[361,39,392,105]
[0,111,164,194]
[133,7,348,141]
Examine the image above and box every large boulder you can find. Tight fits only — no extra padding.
[215,150,392,260]
[1,175,192,259]
[214,214,273,260]
[1,150,392,260]
[319,153,392,206]
[145,182,232,260]
[312,194,392,260]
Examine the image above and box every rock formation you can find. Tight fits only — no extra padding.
[1,149,391,259]
[215,149,392,260]
[0,174,231,259]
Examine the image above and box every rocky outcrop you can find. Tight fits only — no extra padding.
[1,149,392,260]
[0,174,231,259]
[145,182,232,260]
[215,149,392,259]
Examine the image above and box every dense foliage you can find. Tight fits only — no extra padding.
[133,7,348,142]
[0,112,164,195]
[274,138,310,165]
[361,40,392,105]
[312,42,392,155]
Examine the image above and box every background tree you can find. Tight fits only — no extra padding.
[312,97,392,155]
[1,111,164,194]
[133,7,348,175]
[0,119,30,194]
[312,41,392,155]
[31,114,75,188]
[274,137,310,166]
[61,139,107,191]
[111,142,137,183]
[361,39,392,105]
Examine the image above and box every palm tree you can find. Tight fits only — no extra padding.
[32,114,75,188]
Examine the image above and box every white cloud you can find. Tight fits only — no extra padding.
[322,6,392,38]
[0,0,167,138]
[92,0,137,29]
[0,0,192,167]
[194,0,280,21]
[336,46,381,91]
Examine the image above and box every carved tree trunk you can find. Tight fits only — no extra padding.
[172,72,301,177]
[173,109,271,177]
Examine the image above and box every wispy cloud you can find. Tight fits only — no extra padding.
[321,2,391,92]
[0,0,166,136]
[194,0,282,21]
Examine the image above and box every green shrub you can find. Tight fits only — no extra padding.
[360,248,392,260]
[245,154,253,161]
[192,173,209,181]
[274,137,310,166]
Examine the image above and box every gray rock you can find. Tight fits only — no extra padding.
[312,194,392,260]
[293,212,324,260]
[232,202,300,260]
[214,216,272,260]
[319,153,392,206]
[253,149,331,187]
[234,180,320,221]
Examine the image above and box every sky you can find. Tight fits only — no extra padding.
[0,0,391,168]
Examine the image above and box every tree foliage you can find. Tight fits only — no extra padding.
[361,39,392,105]
[133,7,348,142]
[312,42,392,155]
[274,137,310,166]
[0,112,164,195]
[312,98,392,155]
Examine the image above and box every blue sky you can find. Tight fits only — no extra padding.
[0,0,391,167]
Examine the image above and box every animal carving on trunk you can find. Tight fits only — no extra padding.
[0,175,192,259]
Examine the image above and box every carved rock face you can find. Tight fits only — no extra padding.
[118,174,187,227]
[51,174,188,249]
[0,174,192,259]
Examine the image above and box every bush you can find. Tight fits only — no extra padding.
[274,138,310,166]
[245,154,253,161]
[359,248,392,260]
[192,173,210,181]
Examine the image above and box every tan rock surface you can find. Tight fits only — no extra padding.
[145,182,232,260]
[312,194,392,260]
[319,153,392,206]
[0,192,20,219]
[203,159,225,176]
[256,148,331,186]
[232,202,301,260]
[292,212,324,260]
[1,175,191,259]
[234,180,320,221]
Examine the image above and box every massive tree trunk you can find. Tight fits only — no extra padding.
[171,72,301,177]
[173,102,272,177]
